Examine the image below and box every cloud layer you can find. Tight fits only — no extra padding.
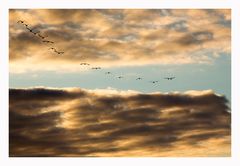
[9,9,231,73]
[9,88,231,157]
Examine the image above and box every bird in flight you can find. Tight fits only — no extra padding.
[80,63,90,66]
[42,40,54,44]
[117,76,123,79]
[26,27,40,35]
[55,51,64,55]
[49,47,57,52]
[105,72,111,74]
[164,77,175,80]
[150,81,158,84]
[49,47,64,55]
[22,23,29,27]
[38,34,48,40]
[136,77,143,80]
[17,20,40,35]
[92,67,101,70]
[17,20,29,27]
[17,20,24,24]
[17,20,66,56]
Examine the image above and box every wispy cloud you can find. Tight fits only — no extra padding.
[9,9,231,73]
[10,88,230,157]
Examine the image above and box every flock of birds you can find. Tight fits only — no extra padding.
[17,20,64,55]
[17,20,176,84]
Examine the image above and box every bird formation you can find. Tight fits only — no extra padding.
[79,62,176,83]
[17,19,176,84]
[17,20,64,55]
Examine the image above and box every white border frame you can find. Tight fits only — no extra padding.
[1,1,239,166]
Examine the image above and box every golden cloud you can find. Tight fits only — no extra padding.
[9,9,231,73]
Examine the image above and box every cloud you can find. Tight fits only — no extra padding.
[9,9,231,73]
[9,87,231,157]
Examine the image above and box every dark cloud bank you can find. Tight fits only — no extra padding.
[9,88,231,157]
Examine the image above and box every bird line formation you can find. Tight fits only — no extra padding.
[17,20,176,84]
[79,62,176,83]
[17,20,64,55]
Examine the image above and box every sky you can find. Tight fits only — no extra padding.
[9,9,231,157]
[9,9,231,100]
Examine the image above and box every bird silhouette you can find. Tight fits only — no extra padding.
[17,20,24,24]
[17,20,28,27]
[105,72,111,74]
[150,81,158,84]
[117,76,123,79]
[38,34,48,40]
[23,23,29,27]
[42,40,54,44]
[55,51,64,55]
[49,47,57,51]
[80,63,90,66]
[92,67,101,70]
[17,20,66,57]
[136,77,143,80]
[164,77,175,80]
[26,27,39,35]
[48,47,64,55]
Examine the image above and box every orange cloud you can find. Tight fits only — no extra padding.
[9,9,231,73]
